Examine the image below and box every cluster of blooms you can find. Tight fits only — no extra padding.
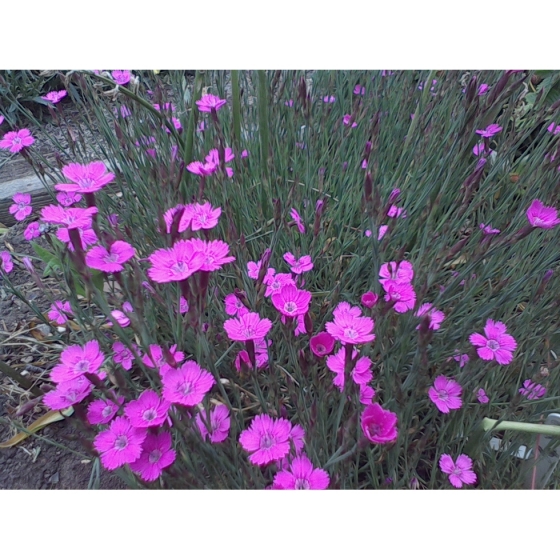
[187,147,235,178]
[379,260,416,313]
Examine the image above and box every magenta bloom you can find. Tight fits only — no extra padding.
[186,160,217,176]
[111,70,132,85]
[190,202,221,231]
[429,376,463,414]
[361,291,378,308]
[112,341,137,371]
[382,280,417,313]
[224,293,249,316]
[361,403,398,444]
[526,199,560,229]
[9,193,32,221]
[56,191,82,206]
[478,84,489,95]
[310,332,335,357]
[476,388,489,404]
[378,225,389,240]
[56,226,98,251]
[519,380,547,400]
[264,272,296,297]
[42,90,67,104]
[41,205,97,229]
[189,239,235,272]
[327,348,373,390]
[196,94,227,113]
[323,95,336,103]
[283,252,313,274]
[480,223,500,235]
[93,417,147,470]
[24,222,41,241]
[325,309,375,345]
[439,454,477,488]
[273,454,330,490]
[476,123,503,138]
[43,376,93,410]
[87,394,124,425]
[55,161,115,193]
[547,122,560,135]
[353,84,365,95]
[469,319,517,365]
[1,251,13,274]
[379,261,414,287]
[107,309,130,328]
[129,431,176,482]
[224,312,272,341]
[453,353,470,367]
[0,129,35,153]
[239,414,293,466]
[342,114,357,128]
[161,360,215,407]
[415,303,445,330]
[247,260,263,280]
[48,300,73,325]
[125,390,171,428]
[359,384,375,405]
[142,344,185,369]
[196,404,231,443]
[387,205,406,218]
[290,208,306,234]
[271,284,312,318]
[85,240,135,273]
[147,240,205,283]
[50,340,105,383]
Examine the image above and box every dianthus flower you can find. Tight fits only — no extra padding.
[290,208,306,234]
[93,417,147,470]
[48,300,73,325]
[359,384,375,405]
[40,205,98,229]
[24,222,41,241]
[224,293,249,316]
[476,388,489,404]
[283,253,313,274]
[309,332,335,357]
[439,454,477,488]
[415,303,445,330]
[271,284,312,318]
[0,129,35,153]
[526,199,560,229]
[161,361,215,407]
[353,84,365,95]
[111,70,132,85]
[195,404,231,443]
[547,122,560,135]
[50,340,105,383]
[224,312,272,341]
[0,251,13,274]
[469,319,517,365]
[429,376,463,413]
[129,431,176,482]
[56,191,82,206]
[476,123,502,138]
[112,341,137,371]
[379,261,414,287]
[325,308,375,345]
[43,376,93,410]
[56,226,98,251]
[326,348,373,390]
[239,414,293,466]
[196,94,227,112]
[142,344,184,369]
[189,239,235,271]
[480,223,500,235]
[55,161,115,193]
[190,202,221,230]
[264,272,296,297]
[9,193,32,221]
[361,403,398,444]
[87,393,124,425]
[85,240,135,273]
[273,454,330,490]
[147,240,206,283]
[382,280,416,313]
[519,380,547,400]
[186,160,218,176]
[361,291,378,308]
[342,114,357,128]
[387,205,407,218]
[42,90,67,104]
[323,95,336,103]
[125,389,171,427]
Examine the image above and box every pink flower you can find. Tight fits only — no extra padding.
[361,291,378,308]
[284,99,294,107]
[472,142,488,156]
[56,161,115,193]
[283,253,313,274]
[310,332,335,357]
[50,340,105,383]
[359,384,375,405]
[476,388,489,404]
[147,240,206,283]
[519,380,547,400]
[476,123,502,138]
[224,312,272,342]
[526,199,560,229]
[24,222,41,241]
[1,251,13,274]
[56,191,82,206]
[290,208,306,234]
[196,94,227,113]
[264,272,296,297]
[0,115,4,125]
[247,260,263,280]
[107,309,130,328]
[195,404,231,443]
[239,414,293,466]
[439,454,477,488]
[111,70,132,85]
[206,147,235,165]
[478,84,489,95]
[415,303,445,330]
[378,225,389,240]
[125,390,171,427]
[387,205,407,218]
[480,223,500,235]
[161,360,215,407]
[48,300,73,325]
[41,90,67,104]
[379,261,414,287]
[224,293,249,316]
[547,122,560,135]
[9,193,32,221]
[382,281,416,313]
[40,205,97,229]
[56,226,98,251]
[43,376,93,410]
[272,284,312,318]
[353,84,365,95]
[112,341,137,371]
[429,376,463,413]
[361,403,398,444]
[342,115,357,128]
[241,149,249,158]
[453,353,470,367]
[129,431,176,482]
[469,319,517,365]
[323,95,336,103]
[326,348,373,390]
[273,454,330,489]
[93,417,147,470]
[189,239,235,272]
[179,296,189,314]
[85,240,135,273]
[190,202,221,231]
[325,304,375,345]
[87,394,124,425]
[364,230,372,237]
[142,344,184,369]
[0,129,35,153]
[186,160,217,176]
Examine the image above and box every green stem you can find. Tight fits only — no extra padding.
[184,70,205,167]
[231,70,242,148]
[257,70,270,177]
[482,417,560,437]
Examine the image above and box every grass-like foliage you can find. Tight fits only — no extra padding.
[2,70,560,489]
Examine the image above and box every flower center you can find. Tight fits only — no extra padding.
[533,217,544,226]
[149,450,162,464]
[438,390,449,401]
[171,261,188,274]
[315,344,325,354]
[75,359,91,373]
[114,435,128,450]
[344,328,358,340]
[142,408,157,422]
[243,328,255,339]
[486,340,500,351]
[104,251,121,263]
[294,478,311,490]
[79,178,95,188]
[367,423,381,437]
[259,433,275,450]
[284,301,297,314]
[102,405,114,418]
[179,381,193,396]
